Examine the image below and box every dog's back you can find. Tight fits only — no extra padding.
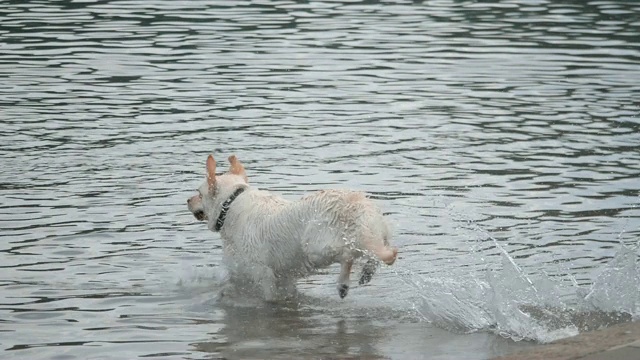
[298,189,392,257]
[223,189,394,276]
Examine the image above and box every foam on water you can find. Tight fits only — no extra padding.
[397,244,639,343]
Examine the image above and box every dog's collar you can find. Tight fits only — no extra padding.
[214,187,246,232]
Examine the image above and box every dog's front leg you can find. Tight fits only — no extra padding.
[276,277,298,300]
[337,259,353,299]
[255,268,278,302]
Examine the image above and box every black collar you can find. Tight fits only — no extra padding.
[214,187,245,231]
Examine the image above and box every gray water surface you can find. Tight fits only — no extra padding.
[1,0,639,359]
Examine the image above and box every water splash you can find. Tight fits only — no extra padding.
[581,246,640,318]
[397,245,639,343]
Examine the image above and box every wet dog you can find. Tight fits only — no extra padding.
[187,154,398,301]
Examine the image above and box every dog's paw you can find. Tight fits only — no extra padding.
[338,284,349,299]
[359,260,377,285]
[359,272,373,285]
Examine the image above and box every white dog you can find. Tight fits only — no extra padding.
[187,154,398,301]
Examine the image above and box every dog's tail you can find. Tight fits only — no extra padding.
[359,215,398,266]
[360,232,398,265]
[371,245,398,265]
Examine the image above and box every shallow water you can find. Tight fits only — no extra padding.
[1,0,639,359]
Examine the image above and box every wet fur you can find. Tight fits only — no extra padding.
[187,154,398,301]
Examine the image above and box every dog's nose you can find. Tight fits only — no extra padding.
[187,198,191,204]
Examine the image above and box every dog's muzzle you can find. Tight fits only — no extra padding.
[187,196,207,221]
[193,210,206,221]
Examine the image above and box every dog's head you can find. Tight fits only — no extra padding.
[187,154,249,230]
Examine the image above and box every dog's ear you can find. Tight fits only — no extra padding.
[228,155,248,182]
[206,154,217,191]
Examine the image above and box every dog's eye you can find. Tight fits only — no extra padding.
[197,190,203,198]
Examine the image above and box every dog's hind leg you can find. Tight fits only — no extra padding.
[359,258,378,285]
[337,258,353,299]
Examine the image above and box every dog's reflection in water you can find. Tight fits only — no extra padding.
[191,295,388,359]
